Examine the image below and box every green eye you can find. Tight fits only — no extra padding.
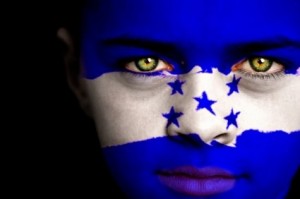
[249,57,273,72]
[135,57,158,71]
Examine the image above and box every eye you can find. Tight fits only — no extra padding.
[125,57,173,73]
[232,57,284,77]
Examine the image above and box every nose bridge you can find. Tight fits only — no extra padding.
[167,68,238,146]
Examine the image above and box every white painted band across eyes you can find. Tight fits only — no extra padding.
[83,66,300,147]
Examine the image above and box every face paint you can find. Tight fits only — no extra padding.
[81,0,300,198]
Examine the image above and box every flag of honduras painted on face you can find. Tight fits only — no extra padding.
[81,0,300,198]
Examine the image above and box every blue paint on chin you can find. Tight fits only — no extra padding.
[102,130,300,199]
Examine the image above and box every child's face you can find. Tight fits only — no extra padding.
[80,0,300,198]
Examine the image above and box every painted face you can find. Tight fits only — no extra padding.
[81,0,300,198]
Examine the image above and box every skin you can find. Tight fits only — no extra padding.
[61,0,300,198]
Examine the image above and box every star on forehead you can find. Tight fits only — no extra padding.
[224,109,240,129]
[167,79,185,95]
[162,106,183,128]
[226,75,241,96]
[194,91,217,115]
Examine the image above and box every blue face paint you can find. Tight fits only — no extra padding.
[80,0,300,198]
[103,131,300,199]
[81,0,300,79]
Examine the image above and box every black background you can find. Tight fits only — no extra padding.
[7,1,123,197]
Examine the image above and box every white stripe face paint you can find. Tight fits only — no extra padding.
[83,65,300,147]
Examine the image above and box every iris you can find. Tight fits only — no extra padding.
[135,57,159,71]
[249,57,273,72]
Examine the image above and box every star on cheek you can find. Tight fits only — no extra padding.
[162,106,183,128]
[167,79,185,95]
[224,109,240,129]
[194,91,217,115]
[226,75,241,96]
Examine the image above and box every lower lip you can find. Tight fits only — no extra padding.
[158,167,236,196]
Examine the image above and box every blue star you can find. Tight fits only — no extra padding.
[226,75,241,96]
[224,109,240,129]
[194,91,217,115]
[168,79,185,95]
[162,106,183,128]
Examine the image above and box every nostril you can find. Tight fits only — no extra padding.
[214,133,229,139]
[213,132,236,146]
[168,132,207,147]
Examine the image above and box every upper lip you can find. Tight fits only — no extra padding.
[157,166,234,179]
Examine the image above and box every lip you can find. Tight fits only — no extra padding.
[157,166,236,196]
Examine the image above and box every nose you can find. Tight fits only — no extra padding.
[167,111,237,146]
[166,69,238,146]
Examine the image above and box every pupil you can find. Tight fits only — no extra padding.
[145,58,152,65]
[257,58,265,66]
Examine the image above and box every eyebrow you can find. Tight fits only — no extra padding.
[101,37,182,58]
[228,37,300,54]
[101,36,300,58]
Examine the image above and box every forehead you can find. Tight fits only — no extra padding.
[82,0,300,40]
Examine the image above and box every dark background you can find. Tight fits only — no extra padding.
[8,1,123,197]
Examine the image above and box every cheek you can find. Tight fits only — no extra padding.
[235,75,300,134]
[83,73,174,147]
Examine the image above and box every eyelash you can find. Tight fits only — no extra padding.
[126,70,167,77]
[236,70,285,80]
[121,68,178,84]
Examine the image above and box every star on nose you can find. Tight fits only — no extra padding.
[194,91,217,115]
[162,106,183,128]
[224,109,240,129]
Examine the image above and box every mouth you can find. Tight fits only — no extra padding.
[157,166,236,196]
